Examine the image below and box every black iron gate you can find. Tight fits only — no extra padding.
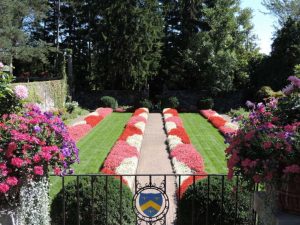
[50,174,257,225]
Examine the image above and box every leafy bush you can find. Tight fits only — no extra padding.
[51,176,135,225]
[256,86,283,100]
[178,177,252,225]
[228,107,249,118]
[65,101,79,113]
[197,98,214,109]
[138,98,153,110]
[162,96,180,108]
[100,96,118,109]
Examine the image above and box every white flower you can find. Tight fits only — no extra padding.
[224,122,238,130]
[126,134,143,151]
[167,135,183,151]
[163,108,171,113]
[72,120,87,126]
[165,121,177,132]
[163,113,173,119]
[139,112,148,120]
[88,111,99,116]
[140,108,149,113]
[134,121,146,133]
[14,85,28,100]
[115,157,139,188]
[172,158,192,185]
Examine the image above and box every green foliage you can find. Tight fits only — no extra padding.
[197,98,214,109]
[65,101,79,114]
[51,176,135,225]
[138,99,153,110]
[100,96,118,109]
[178,177,252,225]
[256,86,284,100]
[294,64,300,77]
[0,71,21,115]
[163,96,180,109]
[228,107,249,118]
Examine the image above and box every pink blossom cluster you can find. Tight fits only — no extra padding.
[163,108,206,197]
[14,85,28,100]
[200,110,238,135]
[68,108,113,142]
[226,91,300,185]
[101,108,149,186]
[282,76,300,95]
[0,104,79,194]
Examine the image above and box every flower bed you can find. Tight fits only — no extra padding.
[163,109,206,198]
[200,109,238,135]
[68,108,113,142]
[101,108,149,187]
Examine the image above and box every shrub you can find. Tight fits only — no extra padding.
[198,98,214,109]
[256,86,283,100]
[163,96,180,108]
[100,96,118,109]
[51,176,135,225]
[228,107,249,118]
[178,177,252,225]
[138,99,153,110]
[65,101,79,113]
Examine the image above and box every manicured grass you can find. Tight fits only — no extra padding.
[180,113,228,174]
[50,112,131,198]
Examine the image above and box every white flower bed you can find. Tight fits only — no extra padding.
[126,134,143,151]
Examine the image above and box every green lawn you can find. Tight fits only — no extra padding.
[50,112,131,198]
[180,113,228,174]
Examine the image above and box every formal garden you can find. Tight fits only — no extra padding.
[0,0,300,225]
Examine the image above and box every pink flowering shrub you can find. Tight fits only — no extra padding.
[226,77,300,187]
[165,116,183,127]
[0,104,79,195]
[68,124,92,142]
[219,126,236,135]
[127,116,147,126]
[199,109,216,119]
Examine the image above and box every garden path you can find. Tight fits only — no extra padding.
[136,113,177,225]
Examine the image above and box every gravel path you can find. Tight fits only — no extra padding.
[136,113,177,225]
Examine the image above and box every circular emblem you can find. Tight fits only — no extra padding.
[133,186,169,222]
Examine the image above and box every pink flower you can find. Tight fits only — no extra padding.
[0,163,6,170]
[40,151,52,161]
[283,165,300,174]
[1,170,8,176]
[34,166,44,175]
[0,62,4,69]
[282,84,294,95]
[11,157,24,168]
[288,76,300,88]
[244,131,255,141]
[0,183,10,193]
[262,142,272,149]
[6,142,17,158]
[33,154,41,163]
[53,167,61,176]
[6,176,18,186]
[253,175,261,183]
[14,85,28,99]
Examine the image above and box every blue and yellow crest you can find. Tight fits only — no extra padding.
[139,193,163,217]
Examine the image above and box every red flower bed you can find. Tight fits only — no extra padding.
[168,127,190,144]
[102,141,139,170]
[170,144,205,173]
[68,124,92,142]
[133,108,147,116]
[164,109,178,116]
[209,116,227,128]
[219,126,236,135]
[84,115,104,127]
[127,116,147,126]
[165,116,183,127]
[199,109,216,119]
[119,125,143,141]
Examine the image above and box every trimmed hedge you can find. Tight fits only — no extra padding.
[100,96,118,109]
[138,98,153,110]
[178,177,252,225]
[51,176,135,225]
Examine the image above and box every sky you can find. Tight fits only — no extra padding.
[240,0,277,55]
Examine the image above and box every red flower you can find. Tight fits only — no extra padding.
[6,176,18,186]
[177,175,207,199]
[53,167,61,176]
[168,127,190,144]
[209,116,227,128]
[133,108,147,116]
[33,166,44,176]
[164,109,178,116]
[84,115,103,127]
[6,142,17,158]
[119,126,143,141]
[199,110,216,119]
[11,157,24,168]
[0,183,10,193]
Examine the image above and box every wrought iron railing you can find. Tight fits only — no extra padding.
[50,174,257,225]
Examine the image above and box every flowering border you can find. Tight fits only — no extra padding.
[68,108,113,142]
[163,108,206,198]
[101,108,149,187]
[199,109,238,135]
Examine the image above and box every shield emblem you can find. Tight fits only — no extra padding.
[139,193,163,217]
